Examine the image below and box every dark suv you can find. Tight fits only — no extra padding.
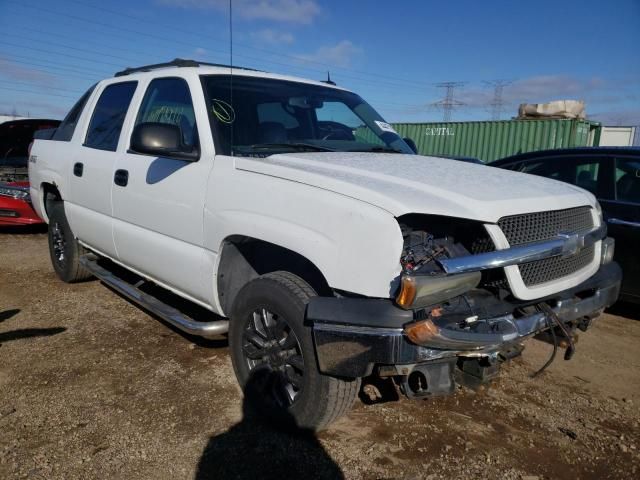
[491,147,640,302]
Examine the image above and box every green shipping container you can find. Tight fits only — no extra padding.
[392,119,601,163]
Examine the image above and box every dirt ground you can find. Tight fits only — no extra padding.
[1,232,639,480]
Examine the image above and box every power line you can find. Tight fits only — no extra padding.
[431,82,466,122]
[65,0,436,89]
[5,1,437,91]
[2,53,112,76]
[1,22,440,97]
[0,41,125,68]
[0,81,84,94]
[0,86,78,99]
[0,59,102,82]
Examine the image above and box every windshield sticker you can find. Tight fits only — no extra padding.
[374,120,396,134]
[212,99,236,124]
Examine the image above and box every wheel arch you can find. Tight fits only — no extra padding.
[216,235,332,316]
[40,182,63,222]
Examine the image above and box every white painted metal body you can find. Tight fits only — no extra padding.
[28,65,601,315]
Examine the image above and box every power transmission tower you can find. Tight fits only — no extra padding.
[431,82,466,122]
[485,80,512,120]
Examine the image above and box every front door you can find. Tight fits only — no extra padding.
[111,76,214,305]
[601,155,640,301]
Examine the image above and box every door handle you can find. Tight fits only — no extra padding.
[608,218,640,228]
[114,169,129,187]
[73,162,83,177]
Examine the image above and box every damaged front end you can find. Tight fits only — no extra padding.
[308,211,621,399]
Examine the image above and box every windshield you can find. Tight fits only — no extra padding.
[201,75,414,156]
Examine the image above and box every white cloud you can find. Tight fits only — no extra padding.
[456,75,625,111]
[193,47,208,58]
[158,0,320,24]
[295,40,362,68]
[250,29,294,45]
[0,58,57,85]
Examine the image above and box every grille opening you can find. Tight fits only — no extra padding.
[519,245,595,287]
[499,206,594,246]
[498,206,596,288]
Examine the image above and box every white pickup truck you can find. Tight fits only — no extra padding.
[29,59,621,430]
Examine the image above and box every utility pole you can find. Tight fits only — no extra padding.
[485,80,512,120]
[431,82,465,122]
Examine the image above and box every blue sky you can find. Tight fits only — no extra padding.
[0,0,639,124]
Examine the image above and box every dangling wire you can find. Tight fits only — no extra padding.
[531,311,558,378]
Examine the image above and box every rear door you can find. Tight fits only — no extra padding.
[111,76,214,305]
[67,81,137,257]
[600,155,640,301]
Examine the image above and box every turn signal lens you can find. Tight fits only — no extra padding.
[396,276,417,309]
[404,319,440,345]
[600,237,615,265]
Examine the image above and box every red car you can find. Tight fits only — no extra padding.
[0,181,42,226]
[0,119,60,226]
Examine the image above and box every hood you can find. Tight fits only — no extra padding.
[234,152,595,223]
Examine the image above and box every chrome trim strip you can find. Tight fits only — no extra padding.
[608,218,640,228]
[439,224,606,275]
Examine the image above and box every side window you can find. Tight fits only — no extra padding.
[134,77,197,149]
[85,82,137,151]
[52,84,96,142]
[615,157,640,203]
[523,157,601,195]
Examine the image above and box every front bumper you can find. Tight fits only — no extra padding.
[0,198,43,226]
[309,262,621,378]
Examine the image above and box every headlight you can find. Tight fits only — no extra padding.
[0,185,31,201]
[594,201,603,224]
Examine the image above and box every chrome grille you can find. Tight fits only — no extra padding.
[498,206,594,246]
[519,245,595,287]
[498,206,596,287]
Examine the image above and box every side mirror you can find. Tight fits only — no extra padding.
[403,137,418,154]
[130,122,199,161]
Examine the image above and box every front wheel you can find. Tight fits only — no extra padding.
[229,271,360,431]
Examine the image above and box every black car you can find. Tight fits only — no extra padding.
[491,147,640,303]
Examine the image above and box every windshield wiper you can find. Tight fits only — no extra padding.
[248,142,335,152]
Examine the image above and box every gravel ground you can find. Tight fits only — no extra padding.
[1,232,639,480]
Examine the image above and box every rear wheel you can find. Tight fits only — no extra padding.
[47,202,93,283]
[229,271,360,431]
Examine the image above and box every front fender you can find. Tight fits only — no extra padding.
[204,166,404,299]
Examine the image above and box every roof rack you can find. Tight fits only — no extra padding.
[114,58,260,77]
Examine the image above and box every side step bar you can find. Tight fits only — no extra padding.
[79,254,228,339]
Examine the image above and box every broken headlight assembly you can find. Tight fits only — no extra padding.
[395,215,494,310]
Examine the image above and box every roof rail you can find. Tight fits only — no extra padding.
[114,58,260,77]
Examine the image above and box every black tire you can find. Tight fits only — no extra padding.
[229,271,360,431]
[47,202,93,283]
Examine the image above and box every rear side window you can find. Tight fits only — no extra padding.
[85,82,137,151]
[134,77,197,149]
[52,84,96,141]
